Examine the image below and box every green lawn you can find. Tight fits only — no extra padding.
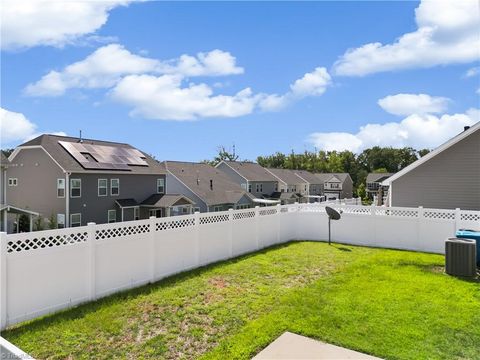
[3,242,480,360]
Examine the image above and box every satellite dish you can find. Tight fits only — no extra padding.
[326,206,341,220]
[325,206,342,245]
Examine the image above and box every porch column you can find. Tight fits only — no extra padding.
[29,214,33,232]
[15,214,19,233]
[121,208,124,222]
[2,210,6,232]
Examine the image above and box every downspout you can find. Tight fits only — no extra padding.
[65,172,70,227]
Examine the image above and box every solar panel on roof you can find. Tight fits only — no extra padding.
[59,141,148,171]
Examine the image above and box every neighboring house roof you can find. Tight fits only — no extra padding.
[1,152,9,167]
[115,199,139,208]
[366,173,393,183]
[294,170,323,185]
[383,122,480,185]
[218,161,278,182]
[141,194,195,208]
[315,173,350,183]
[269,192,300,200]
[0,204,39,216]
[165,161,254,206]
[14,134,166,175]
[265,168,306,185]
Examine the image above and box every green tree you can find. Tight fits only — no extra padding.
[48,213,58,229]
[34,216,45,231]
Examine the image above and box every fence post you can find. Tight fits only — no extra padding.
[454,208,461,231]
[254,206,260,249]
[194,211,200,265]
[417,207,424,250]
[0,232,7,331]
[87,222,96,301]
[276,204,281,243]
[228,209,233,258]
[149,216,156,282]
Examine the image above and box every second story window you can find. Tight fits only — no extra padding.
[248,184,252,193]
[157,178,165,194]
[8,178,18,186]
[57,179,65,197]
[98,179,107,197]
[111,179,119,196]
[256,183,263,193]
[70,179,81,198]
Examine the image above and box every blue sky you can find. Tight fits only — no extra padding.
[1,1,479,161]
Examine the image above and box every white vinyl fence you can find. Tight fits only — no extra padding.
[1,202,479,330]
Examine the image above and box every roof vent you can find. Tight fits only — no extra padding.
[464,126,470,131]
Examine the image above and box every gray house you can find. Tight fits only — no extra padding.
[294,170,325,200]
[6,134,193,228]
[366,173,393,201]
[383,123,480,210]
[264,168,307,204]
[215,161,278,199]
[315,173,353,200]
[165,161,254,212]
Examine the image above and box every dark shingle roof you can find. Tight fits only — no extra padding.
[115,199,139,208]
[314,173,351,183]
[141,194,194,207]
[221,161,277,182]
[166,161,254,206]
[366,173,393,183]
[19,134,165,175]
[294,170,324,185]
[266,168,306,185]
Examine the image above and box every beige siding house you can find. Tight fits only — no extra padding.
[383,123,480,210]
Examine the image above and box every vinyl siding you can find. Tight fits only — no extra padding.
[391,130,480,210]
[165,173,207,212]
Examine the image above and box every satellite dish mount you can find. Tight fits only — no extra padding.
[325,206,342,245]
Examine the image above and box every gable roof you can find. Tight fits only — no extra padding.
[141,194,195,207]
[383,122,480,185]
[266,168,306,185]
[314,173,350,183]
[14,134,165,175]
[219,161,277,182]
[366,173,393,183]
[294,170,324,185]
[165,161,254,206]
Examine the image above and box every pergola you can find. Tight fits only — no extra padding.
[0,204,39,233]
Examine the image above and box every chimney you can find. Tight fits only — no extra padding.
[210,179,213,190]
[464,126,470,131]
[79,130,83,143]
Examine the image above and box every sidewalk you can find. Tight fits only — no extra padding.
[253,332,382,360]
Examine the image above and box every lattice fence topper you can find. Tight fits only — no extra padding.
[156,217,195,231]
[259,208,277,216]
[377,208,418,218]
[7,231,87,253]
[424,210,455,220]
[461,211,480,222]
[96,223,149,240]
[199,213,229,225]
[340,207,370,215]
[233,210,256,220]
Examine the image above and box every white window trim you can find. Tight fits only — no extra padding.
[193,207,201,213]
[70,179,81,198]
[108,209,116,223]
[149,208,162,218]
[98,179,107,197]
[157,178,165,194]
[70,213,81,227]
[110,179,119,196]
[57,178,65,198]
[213,206,222,212]
[8,178,18,186]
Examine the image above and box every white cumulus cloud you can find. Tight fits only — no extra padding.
[25,45,245,96]
[307,108,479,152]
[378,93,450,116]
[0,0,135,50]
[0,107,66,145]
[334,0,480,76]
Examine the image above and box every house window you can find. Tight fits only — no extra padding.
[213,206,222,212]
[157,178,165,194]
[57,179,65,197]
[111,179,119,196]
[241,183,247,190]
[57,214,65,229]
[256,183,263,193]
[70,213,81,227]
[193,207,200,213]
[236,204,250,210]
[275,183,278,192]
[70,179,81,198]
[149,209,162,218]
[8,178,17,186]
[134,207,140,220]
[108,210,116,223]
[248,184,252,193]
[98,179,107,197]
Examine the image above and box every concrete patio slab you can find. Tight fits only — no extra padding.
[252,332,382,360]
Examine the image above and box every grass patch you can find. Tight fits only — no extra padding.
[3,241,479,360]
